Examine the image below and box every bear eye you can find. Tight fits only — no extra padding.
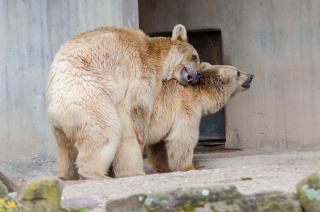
[237,71,240,77]
[191,54,197,61]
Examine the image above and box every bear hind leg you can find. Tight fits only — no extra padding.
[113,135,145,178]
[75,104,122,180]
[52,127,79,180]
[76,139,119,180]
[112,107,145,178]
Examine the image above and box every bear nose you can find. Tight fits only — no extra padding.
[248,74,254,82]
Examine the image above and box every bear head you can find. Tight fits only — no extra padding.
[165,24,202,85]
[200,62,254,95]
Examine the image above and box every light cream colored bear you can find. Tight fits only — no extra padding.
[146,63,254,172]
[47,25,201,180]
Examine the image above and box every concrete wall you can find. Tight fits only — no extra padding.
[139,0,320,149]
[0,0,138,162]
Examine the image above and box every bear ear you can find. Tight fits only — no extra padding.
[171,24,188,42]
[218,68,230,83]
[200,62,213,71]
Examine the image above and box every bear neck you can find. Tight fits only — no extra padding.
[143,37,172,79]
[197,73,233,116]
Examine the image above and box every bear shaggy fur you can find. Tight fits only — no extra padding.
[47,25,201,180]
[146,63,254,172]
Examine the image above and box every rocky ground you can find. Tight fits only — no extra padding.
[1,148,320,211]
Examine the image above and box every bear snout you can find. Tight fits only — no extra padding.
[247,74,254,82]
[179,66,202,85]
[242,74,254,89]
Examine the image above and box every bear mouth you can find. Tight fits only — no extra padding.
[242,83,251,89]
[179,67,202,85]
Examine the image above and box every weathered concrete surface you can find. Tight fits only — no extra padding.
[59,149,320,209]
[1,149,317,210]
[0,0,138,162]
[139,0,320,149]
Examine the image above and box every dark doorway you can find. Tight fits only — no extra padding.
[149,30,225,142]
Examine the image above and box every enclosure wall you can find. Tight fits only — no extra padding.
[0,0,139,162]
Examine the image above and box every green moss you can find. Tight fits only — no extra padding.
[60,208,87,212]
[107,185,302,212]
[176,199,208,212]
[297,171,320,212]
[0,182,8,197]
[18,177,62,212]
[253,192,302,212]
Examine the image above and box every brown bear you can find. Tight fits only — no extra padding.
[47,24,201,180]
[145,63,254,172]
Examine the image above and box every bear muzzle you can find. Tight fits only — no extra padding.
[242,74,254,89]
[179,66,203,85]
